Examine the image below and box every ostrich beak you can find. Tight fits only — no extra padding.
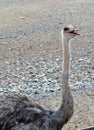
[71,29,80,35]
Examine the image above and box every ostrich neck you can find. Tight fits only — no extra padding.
[59,35,73,120]
[50,34,74,127]
[50,35,73,127]
[62,37,71,95]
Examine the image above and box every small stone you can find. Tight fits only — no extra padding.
[20,17,24,19]
[0,88,3,92]
[34,91,39,94]
[78,58,84,62]
[0,36,5,39]
[22,77,25,80]
[50,89,54,92]
[5,61,9,65]
[0,42,7,45]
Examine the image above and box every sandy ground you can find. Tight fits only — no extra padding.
[0,0,94,129]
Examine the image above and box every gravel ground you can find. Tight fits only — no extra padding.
[0,0,94,129]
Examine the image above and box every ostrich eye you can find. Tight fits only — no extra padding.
[64,27,69,31]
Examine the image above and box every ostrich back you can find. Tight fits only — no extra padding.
[0,94,63,130]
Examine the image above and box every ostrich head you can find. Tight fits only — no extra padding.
[63,25,80,41]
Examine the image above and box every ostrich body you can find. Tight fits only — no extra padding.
[0,25,79,130]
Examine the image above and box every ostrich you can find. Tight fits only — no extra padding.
[0,25,79,130]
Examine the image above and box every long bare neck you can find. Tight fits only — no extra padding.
[50,32,74,128]
[63,38,70,73]
[61,35,71,97]
[58,32,73,121]
[50,32,73,127]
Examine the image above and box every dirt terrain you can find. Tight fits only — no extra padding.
[0,0,94,129]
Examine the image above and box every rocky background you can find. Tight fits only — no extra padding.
[0,0,94,129]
